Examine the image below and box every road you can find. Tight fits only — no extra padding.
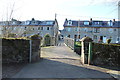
[12,41,115,79]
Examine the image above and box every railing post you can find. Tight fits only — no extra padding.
[88,42,92,64]
[74,38,76,52]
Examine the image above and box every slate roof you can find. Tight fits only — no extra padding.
[0,19,55,26]
[63,19,120,28]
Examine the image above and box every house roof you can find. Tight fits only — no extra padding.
[63,19,120,28]
[0,19,56,26]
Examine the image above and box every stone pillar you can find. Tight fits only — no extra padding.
[31,39,41,62]
[30,35,41,62]
[80,37,93,64]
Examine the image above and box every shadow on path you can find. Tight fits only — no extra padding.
[11,58,115,79]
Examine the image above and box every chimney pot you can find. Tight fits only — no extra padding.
[113,19,115,22]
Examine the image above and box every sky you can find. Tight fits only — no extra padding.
[0,0,119,30]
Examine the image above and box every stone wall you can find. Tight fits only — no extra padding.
[2,38,30,63]
[91,43,120,67]
[2,38,41,63]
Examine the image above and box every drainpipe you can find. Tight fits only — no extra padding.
[29,40,32,63]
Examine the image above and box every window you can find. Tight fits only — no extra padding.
[114,29,116,31]
[108,21,113,26]
[116,37,120,43]
[100,36,103,40]
[67,20,72,25]
[94,22,100,25]
[47,27,49,30]
[14,27,16,30]
[78,35,80,39]
[38,32,40,35]
[41,27,43,30]
[84,21,89,25]
[46,22,53,25]
[68,35,70,38]
[117,37,119,41]
[68,28,71,31]
[93,35,97,39]
[75,28,77,31]
[75,28,80,31]
[25,27,26,30]
[38,27,40,30]
[94,28,100,33]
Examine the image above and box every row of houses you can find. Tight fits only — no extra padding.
[0,18,59,45]
[61,18,120,43]
[0,18,120,44]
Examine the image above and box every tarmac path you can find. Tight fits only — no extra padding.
[12,41,115,79]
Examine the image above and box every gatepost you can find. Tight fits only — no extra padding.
[80,37,93,64]
[30,35,41,62]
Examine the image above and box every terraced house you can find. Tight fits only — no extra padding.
[0,18,59,45]
[62,18,120,43]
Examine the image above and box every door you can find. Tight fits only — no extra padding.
[103,36,107,43]
[44,34,51,46]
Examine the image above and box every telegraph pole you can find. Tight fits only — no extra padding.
[55,13,57,19]
[77,19,80,41]
[118,1,120,43]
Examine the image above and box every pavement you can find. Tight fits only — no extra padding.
[11,41,117,79]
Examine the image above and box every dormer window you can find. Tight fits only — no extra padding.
[94,22,100,25]
[84,21,89,25]
[67,20,72,25]
[25,21,30,25]
[108,21,113,26]
[12,21,16,25]
[46,22,53,25]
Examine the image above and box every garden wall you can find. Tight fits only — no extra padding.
[2,38,41,63]
[91,43,120,67]
[2,38,30,63]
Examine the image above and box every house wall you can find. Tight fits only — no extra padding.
[62,26,119,43]
[53,20,59,45]
[0,25,54,38]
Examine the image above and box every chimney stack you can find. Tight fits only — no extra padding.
[90,18,92,22]
[113,19,115,22]
[90,18,92,25]
[113,19,115,25]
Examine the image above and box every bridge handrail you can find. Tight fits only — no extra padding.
[64,37,74,50]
